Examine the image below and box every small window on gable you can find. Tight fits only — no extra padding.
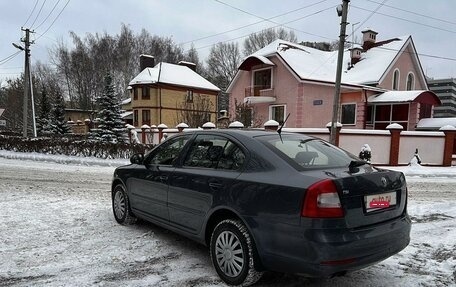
[406,73,414,91]
[341,103,356,125]
[392,69,400,90]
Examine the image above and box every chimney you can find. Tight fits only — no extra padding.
[178,61,197,71]
[349,46,363,66]
[361,28,378,50]
[140,54,155,71]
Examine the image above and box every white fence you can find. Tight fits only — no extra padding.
[133,127,455,166]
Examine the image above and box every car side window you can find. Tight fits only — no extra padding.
[183,135,245,170]
[147,135,190,165]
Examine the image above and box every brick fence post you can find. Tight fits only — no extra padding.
[141,125,150,144]
[387,123,403,166]
[440,125,456,167]
[176,122,189,133]
[157,123,168,143]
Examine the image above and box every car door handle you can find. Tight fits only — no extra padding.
[209,182,223,191]
[159,175,168,182]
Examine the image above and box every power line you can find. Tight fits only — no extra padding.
[30,0,47,29]
[363,0,456,26]
[351,5,456,34]
[180,0,331,46]
[0,51,22,66]
[351,0,388,35]
[213,0,336,39]
[22,0,39,27]
[35,0,62,30]
[192,4,337,52]
[35,0,70,41]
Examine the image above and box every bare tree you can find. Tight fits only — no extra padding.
[233,98,263,128]
[206,42,242,91]
[243,27,297,55]
[175,94,215,128]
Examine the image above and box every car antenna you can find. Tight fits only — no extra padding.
[277,113,290,143]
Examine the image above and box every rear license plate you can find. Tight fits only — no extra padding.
[365,192,397,213]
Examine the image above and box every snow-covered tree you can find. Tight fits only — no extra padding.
[92,73,126,143]
[50,91,72,135]
[36,87,54,136]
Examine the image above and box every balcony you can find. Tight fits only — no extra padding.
[244,86,276,104]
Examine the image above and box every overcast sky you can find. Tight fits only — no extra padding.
[1,0,455,87]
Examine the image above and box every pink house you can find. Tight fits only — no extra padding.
[227,29,441,130]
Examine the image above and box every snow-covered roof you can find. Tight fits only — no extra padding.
[121,111,133,119]
[121,98,131,105]
[416,117,456,130]
[244,36,410,86]
[368,90,441,104]
[129,62,220,92]
[368,90,426,103]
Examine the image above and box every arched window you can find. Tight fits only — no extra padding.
[406,72,415,90]
[392,69,400,90]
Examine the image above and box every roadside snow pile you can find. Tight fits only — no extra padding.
[0,150,129,167]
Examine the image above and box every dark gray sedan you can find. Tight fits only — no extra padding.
[111,129,411,286]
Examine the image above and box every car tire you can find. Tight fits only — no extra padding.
[112,184,137,225]
[210,219,263,286]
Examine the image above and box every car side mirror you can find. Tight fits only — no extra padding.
[130,153,144,165]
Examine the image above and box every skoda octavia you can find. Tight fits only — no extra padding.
[111,129,411,286]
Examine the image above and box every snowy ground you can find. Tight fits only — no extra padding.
[0,151,455,287]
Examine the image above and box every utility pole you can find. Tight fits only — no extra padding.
[20,28,34,137]
[329,0,350,145]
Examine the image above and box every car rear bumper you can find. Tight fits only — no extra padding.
[255,214,411,277]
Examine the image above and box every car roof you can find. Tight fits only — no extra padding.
[183,128,313,140]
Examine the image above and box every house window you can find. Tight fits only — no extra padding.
[406,73,414,91]
[392,69,400,90]
[341,103,356,125]
[142,109,150,125]
[372,104,409,130]
[253,68,272,90]
[142,86,150,100]
[133,110,139,126]
[133,88,138,100]
[392,104,409,121]
[270,105,285,125]
[186,90,194,103]
[419,103,432,119]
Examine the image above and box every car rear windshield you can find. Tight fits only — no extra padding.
[258,135,357,170]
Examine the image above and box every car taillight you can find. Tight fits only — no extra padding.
[302,179,344,218]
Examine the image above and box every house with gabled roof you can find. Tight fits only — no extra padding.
[128,55,220,128]
[227,29,440,130]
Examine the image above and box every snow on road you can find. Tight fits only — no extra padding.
[0,155,455,287]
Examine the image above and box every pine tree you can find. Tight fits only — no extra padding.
[94,73,126,143]
[51,91,72,135]
[37,87,54,136]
